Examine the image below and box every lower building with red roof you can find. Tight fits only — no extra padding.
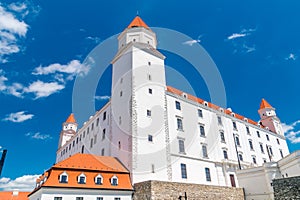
[0,191,30,200]
[28,154,133,200]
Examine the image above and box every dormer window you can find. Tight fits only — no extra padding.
[111,175,118,186]
[78,173,86,184]
[95,174,103,185]
[59,172,68,183]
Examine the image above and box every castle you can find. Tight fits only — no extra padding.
[55,16,289,187]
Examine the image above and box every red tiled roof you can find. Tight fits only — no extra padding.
[259,98,273,109]
[32,154,133,194]
[166,86,262,128]
[65,113,76,123]
[0,191,30,200]
[127,16,149,29]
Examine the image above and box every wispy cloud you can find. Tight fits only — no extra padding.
[0,4,29,62]
[32,60,90,81]
[226,27,257,53]
[0,175,39,191]
[182,35,202,46]
[95,95,110,101]
[283,120,300,144]
[25,132,52,140]
[85,36,101,44]
[227,33,246,40]
[3,111,34,123]
[285,53,297,61]
[8,2,27,13]
[24,80,65,99]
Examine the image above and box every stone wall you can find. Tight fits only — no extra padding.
[273,176,300,200]
[133,180,245,200]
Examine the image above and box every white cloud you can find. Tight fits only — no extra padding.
[285,53,296,61]
[0,4,29,62]
[24,80,65,99]
[0,175,39,191]
[8,3,27,13]
[95,95,110,101]
[32,60,90,80]
[182,39,201,46]
[25,132,52,140]
[3,111,34,122]
[242,44,256,53]
[0,75,8,91]
[227,33,247,40]
[85,36,101,44]
[283,120,300,144]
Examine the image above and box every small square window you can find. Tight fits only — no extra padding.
[175,101,181,110]
[112,178,118,186]
[147,110,151,117]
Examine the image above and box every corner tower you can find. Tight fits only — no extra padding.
[110,16,171,183]
[58,113,78,148]
[258,99,283,135]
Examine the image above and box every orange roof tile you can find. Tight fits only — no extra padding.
[0,191,30,200]
[53,154,128,172]
[259,98,273,109]
[31,154,133,195]
[127,16,149,29]
[66,113,76,123]
[166,85,263,128]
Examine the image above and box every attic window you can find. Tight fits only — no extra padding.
[59,172,68,183]
[78,173,86,184]
[203,101,208,106]
[231,113,235,117]
[95,174,103,185]
[111,175,118,186]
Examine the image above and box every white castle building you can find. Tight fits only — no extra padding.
[56,16,289,187]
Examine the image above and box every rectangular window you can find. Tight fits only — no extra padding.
[257,131,260,138]
[260,144,264,153]
[76,197,83,200]
[148,88,152,94]
[220,132,225,143]
[268,146,273,155]
[179,139,185,153]
[175,101,181,110]
[232,121,237,130]
[79,176,85,184]
[148,135,153,142]
[235,136,240,146]
[277,138,280,145]
[94,135,97,144]
[252,157,257,164]
[249,140,254,150]
[103,111,107,121]
[217,116,222,125]
[202,145,208,158]
[181,163,187,179]
[198,109,203,117]
[147,109,151,117]
[266,134,270,141]
[54,197,62,200]
[96,177,102,185]
[102,129,106,140]
[96,118,99,126]
[92,123,94,130]
[246,126,250,134]
[90,138,93,148]
[114,198,121,200]
[151,164,155,173]
[205,168,211,181]
[177,118,183,130]
[200,125,205,137]
[223,150,228,159]
[238,154,243,161]
[280,149,283,158]
[101,148,104,156]
[97,198,103,200]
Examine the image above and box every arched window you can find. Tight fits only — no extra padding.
[59,171,68,183]
[95,174,103,185]
[78,173,86,184]
[111,175,118,186]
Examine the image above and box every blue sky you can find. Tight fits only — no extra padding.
[0,0,300,191]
